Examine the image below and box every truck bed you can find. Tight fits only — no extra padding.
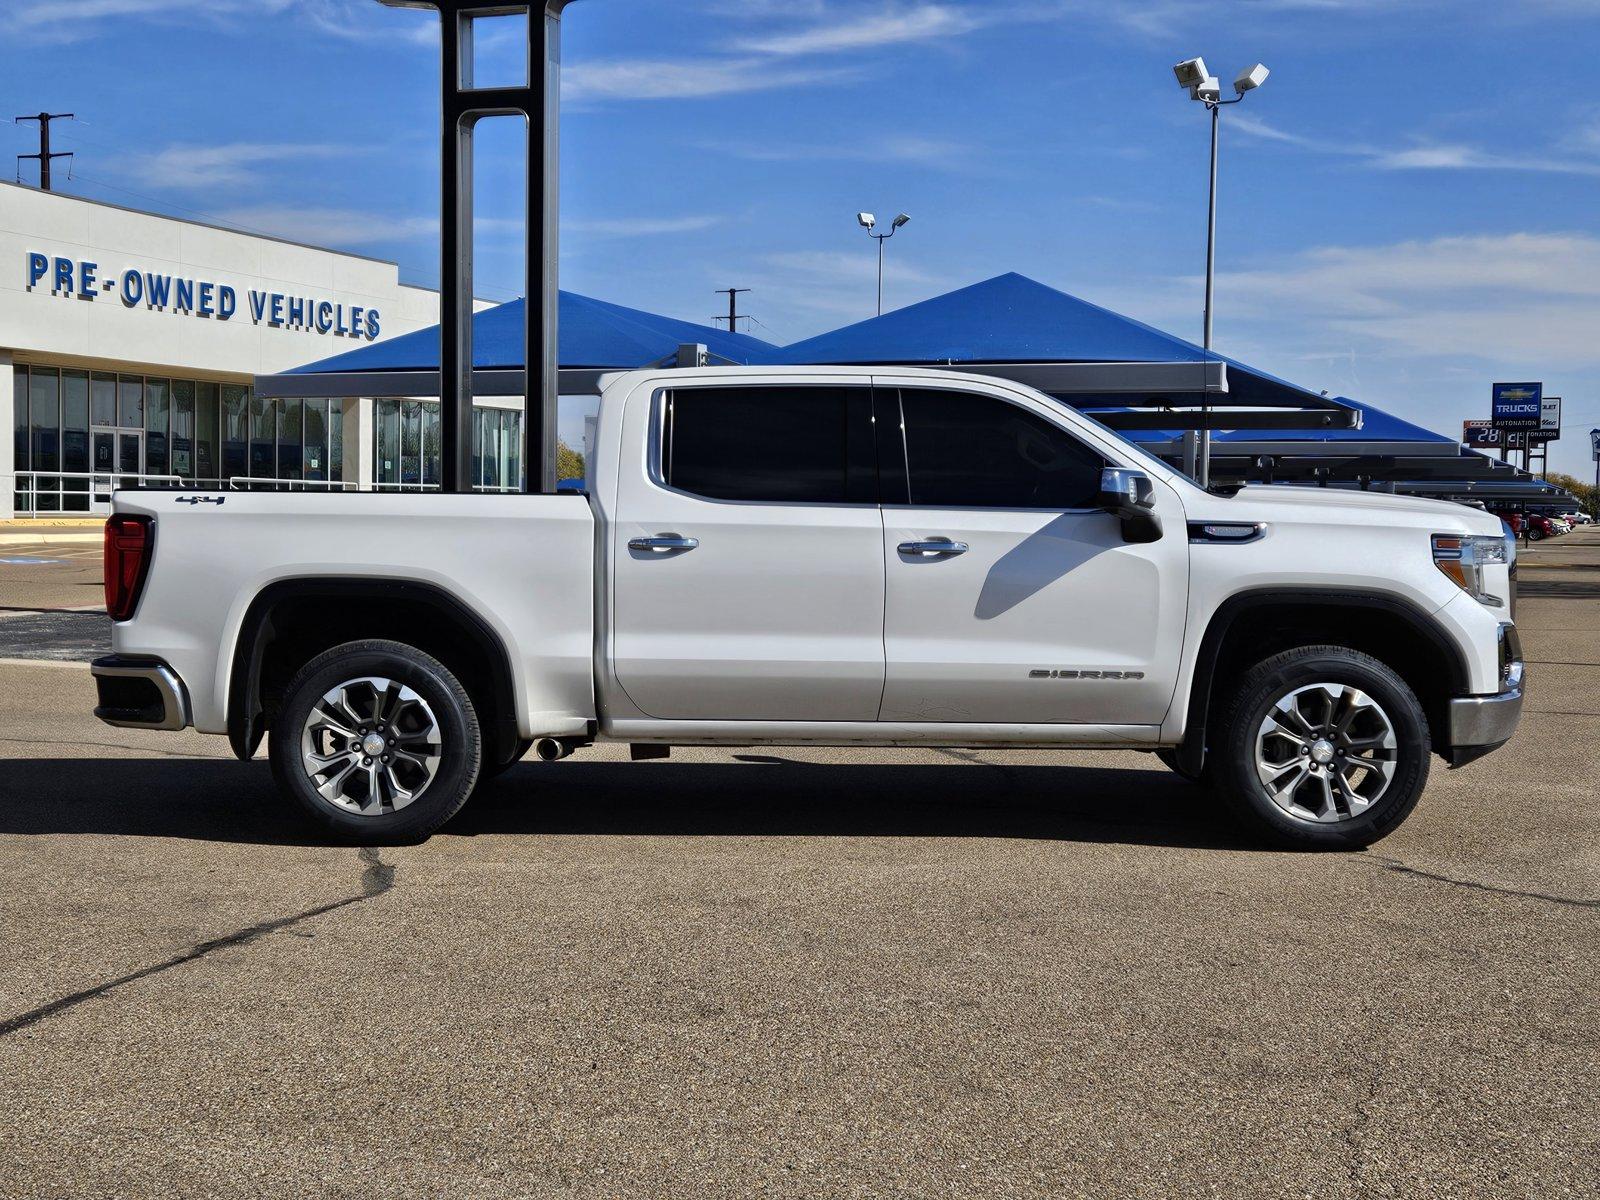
[110,490,597,738]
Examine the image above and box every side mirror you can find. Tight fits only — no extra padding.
[1097,468,1163,543]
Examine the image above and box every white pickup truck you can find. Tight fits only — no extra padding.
[92,366,1523,848]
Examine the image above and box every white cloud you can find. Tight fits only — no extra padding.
[564,58,858,102]
[210,205,439,247]
[2,0,433,44]
[707,135,969,166]
[124,142,349,189]
[1211,232,1600,367]
[1229,113,1600,178]
[732,4,988,56]
[568,215,725,236]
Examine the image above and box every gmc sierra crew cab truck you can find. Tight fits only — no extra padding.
[91,366,1524,848]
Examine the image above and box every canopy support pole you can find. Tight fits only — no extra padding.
[379,0,573,494]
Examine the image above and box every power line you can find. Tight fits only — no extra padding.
[714,286,751,332]
[15,111,73,191]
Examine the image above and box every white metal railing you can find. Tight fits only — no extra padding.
[6,471,529,514]
[8,470,187,516]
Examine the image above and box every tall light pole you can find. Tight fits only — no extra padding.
[858,211,910,316]
[1172,57,1269,486]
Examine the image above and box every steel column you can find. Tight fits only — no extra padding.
[377,1,572,494]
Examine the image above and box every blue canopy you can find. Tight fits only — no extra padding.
[773,272,1213,366]
[288,290,775,374]
[776,273,1451,445]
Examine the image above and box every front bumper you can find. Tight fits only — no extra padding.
[91,655,191,731]
[1445,647,1523,768]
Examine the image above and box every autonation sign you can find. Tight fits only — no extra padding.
[23,251,381,341]
[1491,381,1543,431]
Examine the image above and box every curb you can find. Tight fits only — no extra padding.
[0,533,103,546]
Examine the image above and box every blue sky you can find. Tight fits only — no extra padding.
[5,0,1600,476]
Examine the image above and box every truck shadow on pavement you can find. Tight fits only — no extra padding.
[0,757,1258,851]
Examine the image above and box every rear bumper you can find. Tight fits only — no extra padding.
[91,655,191,731]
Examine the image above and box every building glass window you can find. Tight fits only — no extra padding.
[249,394,275,483]
[29,368,61,511]
[303,399,328,482]
[400,401,422,485]
[279,398,304,482]
[222,385,249,482]
[171,380,195,479]
[91,373,116,428]
[118,376,143,431]
[13,367,29,511]
[329,401,344,481]
[196,383,219,484]
[61,370,90,510]
[504,411,521,491]
[145,378,171,477]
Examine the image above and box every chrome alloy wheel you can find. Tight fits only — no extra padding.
[1254,682,1398,825]
[299,676,442,816]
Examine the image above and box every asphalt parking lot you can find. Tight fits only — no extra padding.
[1,527,1596,1198]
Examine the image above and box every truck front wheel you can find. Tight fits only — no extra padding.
[269,639,482,843]
[1211,645,1430,849]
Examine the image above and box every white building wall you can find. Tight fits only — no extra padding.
[1,182,452,518]
[0,182,441,378]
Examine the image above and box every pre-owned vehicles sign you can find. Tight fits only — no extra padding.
[1492,382,1543,430]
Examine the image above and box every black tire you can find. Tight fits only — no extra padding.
[1211,644,1430,850]
[269,639,482,843]
[1155,748,1210,786]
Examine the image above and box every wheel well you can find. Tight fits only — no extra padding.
[1182,594,1466,771]
[228,580,519,766]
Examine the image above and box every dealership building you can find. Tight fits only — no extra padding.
[1,180,515,518]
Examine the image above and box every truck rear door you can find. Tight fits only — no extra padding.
[608,381,886,721]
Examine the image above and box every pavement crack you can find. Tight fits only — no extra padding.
[1369,856,1599,910]
[0,848,395,1038]
[1337,1062,1387,1194]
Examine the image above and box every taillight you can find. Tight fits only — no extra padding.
[104,515,154,621]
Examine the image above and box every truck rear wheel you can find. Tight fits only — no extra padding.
[269,639,482,844]
[1211,645,1430,850]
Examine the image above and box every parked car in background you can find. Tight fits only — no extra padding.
[1525,514,1558,541]
[1564,511,1593,525]
[1493,512,1524,537]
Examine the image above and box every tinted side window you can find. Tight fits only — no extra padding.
[899,388,1105,509]
[663,386,875,504]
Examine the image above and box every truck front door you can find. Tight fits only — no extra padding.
[876,385,1188,727]
[609,382,886,721]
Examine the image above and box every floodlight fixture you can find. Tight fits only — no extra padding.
[1234,63,1270,94]
[1172,57,1209,90]
[858,206,913,315]
[1169,52,1273,487]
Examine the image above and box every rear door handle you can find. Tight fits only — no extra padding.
[629,533,700,553]
[898,537,969,558]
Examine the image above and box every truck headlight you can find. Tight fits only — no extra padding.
[1432,534,1509,608]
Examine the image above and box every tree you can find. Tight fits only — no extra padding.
[556,440,585,484]
[1544,472,1597,517]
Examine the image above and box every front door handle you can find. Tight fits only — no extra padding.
[898,537,969,558]
[629,533,700,554]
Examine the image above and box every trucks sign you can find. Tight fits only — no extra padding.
[1491,382,1543,430]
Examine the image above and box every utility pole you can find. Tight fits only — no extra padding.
[714,287,751,332]
[15,112,74,191]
